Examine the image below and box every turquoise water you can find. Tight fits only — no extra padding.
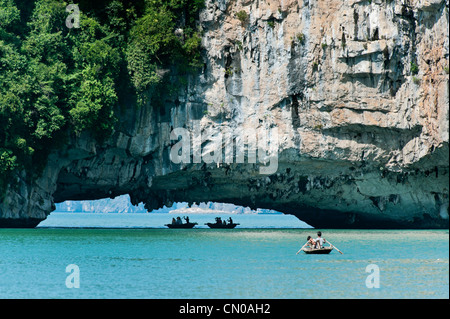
[0,214,448,299]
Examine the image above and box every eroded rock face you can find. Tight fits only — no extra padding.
[1,0,448,228]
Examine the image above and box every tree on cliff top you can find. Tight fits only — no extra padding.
[0,0,205,193]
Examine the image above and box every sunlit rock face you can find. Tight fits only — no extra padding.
[1,0,448,228]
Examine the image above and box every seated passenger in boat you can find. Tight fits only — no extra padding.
[314,231,326,249]
[306,236,316,248]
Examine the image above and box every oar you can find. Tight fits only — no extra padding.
[296,242,309,255]
[327,241,343,254]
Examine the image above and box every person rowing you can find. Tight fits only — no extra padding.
[314,231,326,249]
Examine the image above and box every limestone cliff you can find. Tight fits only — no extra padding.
[1,0,449,228]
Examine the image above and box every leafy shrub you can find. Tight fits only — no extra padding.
[236,10,248,26]
[410,62,419,75]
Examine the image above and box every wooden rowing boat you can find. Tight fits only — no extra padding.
[302,247,333,254]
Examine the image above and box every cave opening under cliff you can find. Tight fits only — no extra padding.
[38,195,313,229]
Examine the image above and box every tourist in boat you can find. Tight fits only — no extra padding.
[176,217,182,225]
[227,217,233,225]
[306,236,316,248]
[314,231,326,248]
[171,218,176,225]
[184,216,190,224]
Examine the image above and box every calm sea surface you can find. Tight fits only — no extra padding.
[0,213,448,299]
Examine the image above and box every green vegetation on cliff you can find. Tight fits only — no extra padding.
[0,0,204,190]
